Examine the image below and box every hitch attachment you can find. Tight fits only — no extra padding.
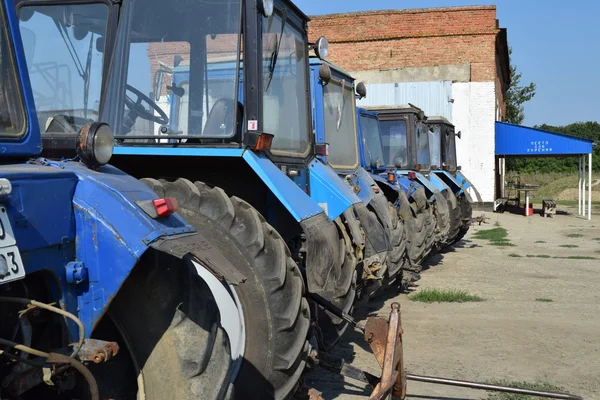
[364,302,405,400]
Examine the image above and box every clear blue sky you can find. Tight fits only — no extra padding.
[296,0,600,127]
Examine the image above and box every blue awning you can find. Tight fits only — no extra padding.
[495,122,593,156]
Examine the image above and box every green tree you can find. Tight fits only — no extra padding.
[505,47,536,125]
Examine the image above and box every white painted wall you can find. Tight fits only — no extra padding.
[452,81,496,203]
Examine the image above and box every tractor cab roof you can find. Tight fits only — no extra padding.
[427,116,452,126]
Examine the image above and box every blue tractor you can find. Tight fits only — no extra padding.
[0,0,283,398]
[367,105,462,247]
[309,58,442,290]
[426,115,473,241]
[16,1,390,394]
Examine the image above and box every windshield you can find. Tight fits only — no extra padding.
[263,12,310,155]
[100,0,242,140]
[444,125,457,170]
[18,4,108,133]
[428,124,442,168]
[0,4,25,137]
[380,119,408,168]
[415,122,430,170]
[359,115,385,170]
[323,79,358,169]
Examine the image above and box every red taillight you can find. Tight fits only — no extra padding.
[408,171,417,180]
[387,172,395,183]
[153,197,179,217]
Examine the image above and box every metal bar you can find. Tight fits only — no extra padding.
[369,303,401,400]
[307,292,363,330]
[406,374,583,400]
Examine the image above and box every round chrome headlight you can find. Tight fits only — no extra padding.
[76,122,114,169]
[315,37,329,60]
[260,0,274,17]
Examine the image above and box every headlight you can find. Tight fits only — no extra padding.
[76,122,114,169]
[260,0,274,17]
[315,37,329,60]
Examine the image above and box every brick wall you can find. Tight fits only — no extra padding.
[308,6,505,83]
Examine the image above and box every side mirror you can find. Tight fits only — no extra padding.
[456,131,462,139]
[73,25,88,41]
[319,63,331,86]
[173,55,184,68]
[96,36,105,53]
[417,110,426,121]
[153,70,163,102]
[18,8,34,22]
[356,82,367,99]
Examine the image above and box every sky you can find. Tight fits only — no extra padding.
[295,0,600,127]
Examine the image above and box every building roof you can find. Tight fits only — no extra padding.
[495,122,593,156]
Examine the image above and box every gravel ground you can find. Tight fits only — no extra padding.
[305,205,600,399]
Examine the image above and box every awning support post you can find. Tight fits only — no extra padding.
[589,152,592,221]
[582,155,586,217]
[578,156,582,216]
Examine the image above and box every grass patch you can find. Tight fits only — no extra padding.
[554,255,597,260]
[487,380,564,400]
[526,254,551,258]
[473,227,515,247]
[508,253,522,257]
[558,244,579,248]
[535,298,553,303]
[593,238,600,241]
[409,289,484,303]
[535,240,546,243]
[566,233,584,238]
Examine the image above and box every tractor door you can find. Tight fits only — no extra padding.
[0,0,40,157]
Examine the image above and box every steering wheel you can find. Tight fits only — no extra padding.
[124,84,169,125]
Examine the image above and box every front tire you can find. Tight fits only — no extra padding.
[142,178,310,400]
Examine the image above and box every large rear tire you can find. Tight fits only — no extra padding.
[397,194,434,282]
[381,201,409,290]
[95,251,235,400]
[446,191,462,244]
[453,193,472,243]
[431,191,451,249]
[142,178,310,400]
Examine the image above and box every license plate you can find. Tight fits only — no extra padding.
[0,206,25,285]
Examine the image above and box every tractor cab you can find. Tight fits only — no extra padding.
[427,116,474,196]
[368,105,448,204]
[427,115,473,238]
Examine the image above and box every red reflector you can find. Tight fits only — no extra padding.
[153,197,179,217]
[387,172,395,182]
[322,144,329,156]
[408,171,417,180]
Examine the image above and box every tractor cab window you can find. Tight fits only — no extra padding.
[380,119,408,169]
[415,122,430,170]
[263,11,310,156]
[359,115,385,170]
[445,125,457,170]
[0,4,25,137]
[101,0,242,140]
[18,4,108,134]
[428,124,442,168]
[323,78,358,169]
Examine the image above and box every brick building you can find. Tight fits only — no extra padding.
[309,6,510,204]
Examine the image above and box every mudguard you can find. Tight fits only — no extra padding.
[307,158,361,220]
[455,171,472,191]
[431,170,463,195]
[243,151,325,222]
[428,172,455,195]
[393,175,428,212]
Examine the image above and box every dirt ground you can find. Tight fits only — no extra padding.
[305,204,600,399]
